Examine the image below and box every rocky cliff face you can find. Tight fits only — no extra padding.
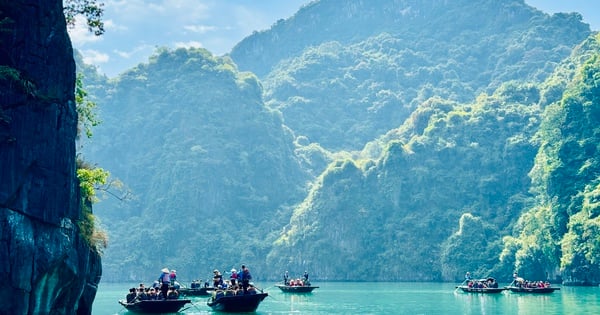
[0,1,101,314]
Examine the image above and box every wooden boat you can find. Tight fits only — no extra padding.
[505,278,560,293]
[207,290,268,312]
[275,283,319,293]
[118,298,191,313]
[456,285,506,293]
[505,285,560,293]
[455,277,505,293]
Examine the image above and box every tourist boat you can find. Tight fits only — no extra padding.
[455,277,505,293]
[275,283,319,293]
[504,278,560,293]
[118,298,191,313]
[207,290,268,312]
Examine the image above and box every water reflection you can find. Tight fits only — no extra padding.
[453,290,508,314]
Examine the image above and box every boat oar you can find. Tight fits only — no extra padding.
[454,279,467,292]
[182,300,204,313]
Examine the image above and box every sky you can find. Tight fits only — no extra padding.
[69,0,599,78]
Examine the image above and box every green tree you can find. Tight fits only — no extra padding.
[64,0,104,36]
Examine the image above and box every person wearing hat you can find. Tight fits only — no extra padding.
[213,269,223,288]
[230,268,238,287]
[169,269,177,285]
[158,268,170,299]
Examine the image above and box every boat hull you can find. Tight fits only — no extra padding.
[207,292,268,312]
[275,284,319,293]
[457,286,505,293]
[118,299,191,313]
[506,286,560,293]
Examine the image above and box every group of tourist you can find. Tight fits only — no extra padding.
[466,278,499,288]
[125,283,179,303]
[283,270,311,286]
[123,267,181,303]
[463,271,553,288]
[514,279,551,288]
[212,264,254,294]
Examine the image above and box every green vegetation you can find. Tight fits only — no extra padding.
[64,0,104,35]
[79,1,599,283]
[503,35,600,283]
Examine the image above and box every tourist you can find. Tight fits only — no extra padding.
[158,267,171,299]
[240,265,252,293]
[148,288,158,300]
[230,268,238,286]
[126,288,137,303]
[213,269,224,288]
[170,269,177,285]
[167,286,179,299]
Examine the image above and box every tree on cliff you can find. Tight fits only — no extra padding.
[64,0,104,36]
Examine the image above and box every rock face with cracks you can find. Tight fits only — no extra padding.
[0,1,102,314]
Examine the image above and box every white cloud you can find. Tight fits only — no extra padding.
[183,24,217,34]
[174,41,204,49]
[113,44,154,59]
[68,19,103,46]
[80,49,110,64]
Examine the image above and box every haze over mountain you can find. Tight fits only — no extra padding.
[69,0,599,78]
[79,0,600,284]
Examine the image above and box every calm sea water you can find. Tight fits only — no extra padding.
[93,282,599,314]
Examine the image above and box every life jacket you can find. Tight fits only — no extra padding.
[162,273,170,283]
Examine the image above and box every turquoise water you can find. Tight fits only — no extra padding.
[93,282,599,314]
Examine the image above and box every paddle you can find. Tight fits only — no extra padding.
[181,300,204,313]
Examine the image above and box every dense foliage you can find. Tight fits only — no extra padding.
[83,48,309,281]
[269,85,541,281]
[235,0,588,151]
[501,34,600,284]
[81,0,600,283]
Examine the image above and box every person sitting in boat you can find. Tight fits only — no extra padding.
[167,286,179,299]
[148,288,158,300]
[135,287,148,301]
[126,288,137,303]
[213,269,224,288]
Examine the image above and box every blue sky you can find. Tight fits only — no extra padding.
[69,0,599,78]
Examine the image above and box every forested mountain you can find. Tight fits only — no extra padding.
[232,0,589,151]
[501,34,600,284]
[80,49,310,281]
[81,0,599,283]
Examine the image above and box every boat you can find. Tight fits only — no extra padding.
[118,298,191,313]
[275,283,319,293]
[207,289,268,312]
[455,277,505,293]
[505,278,560,293]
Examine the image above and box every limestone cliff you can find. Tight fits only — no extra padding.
[0,1,101,314]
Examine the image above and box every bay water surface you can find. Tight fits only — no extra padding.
[93,281,599,314]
